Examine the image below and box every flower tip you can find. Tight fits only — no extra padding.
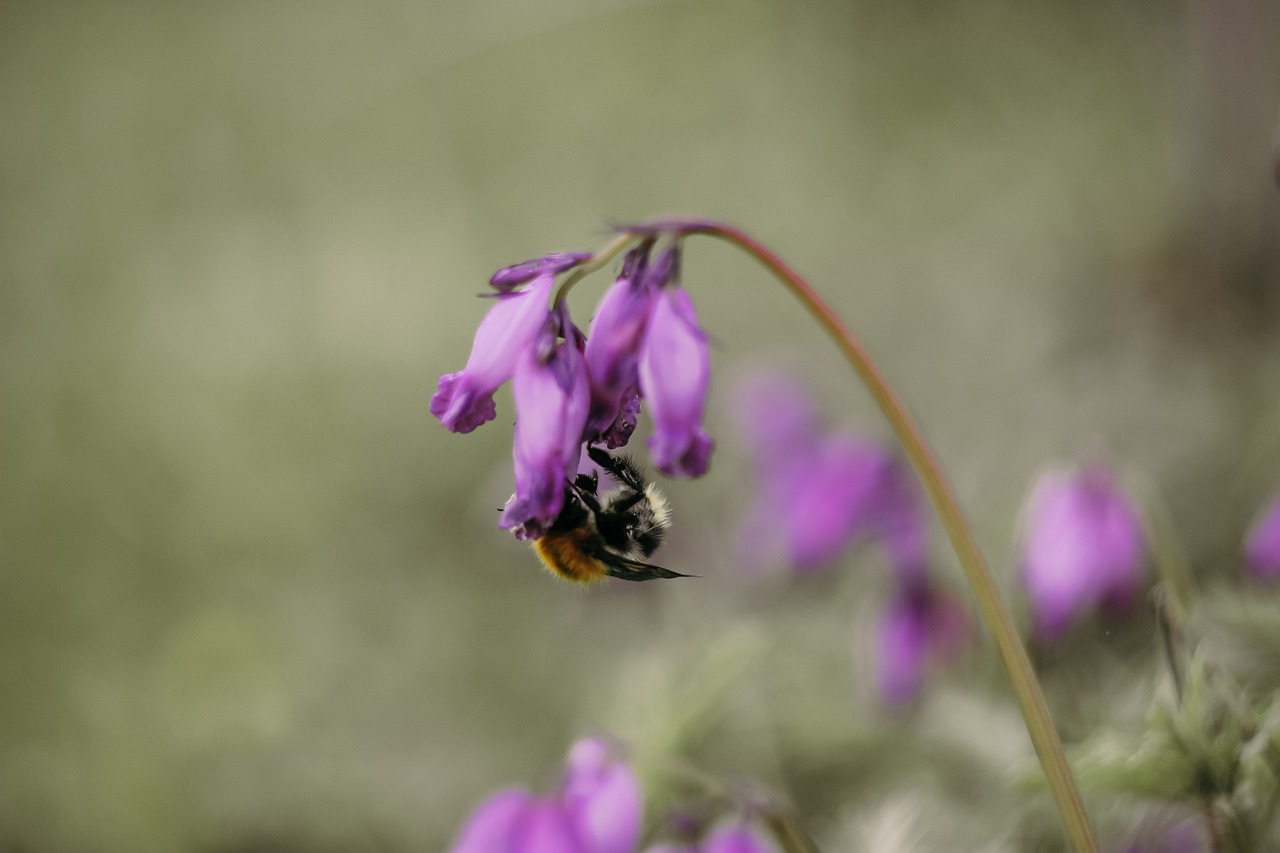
[650,428,714,478]
[499,496,554,541]
[431,373,497,433]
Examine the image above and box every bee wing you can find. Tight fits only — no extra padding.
[592,548,693,582]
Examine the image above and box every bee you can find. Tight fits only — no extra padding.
[533,446,690,584]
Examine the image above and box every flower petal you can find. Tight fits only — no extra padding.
[520,798,584,853]
[431,274,554,433]
[500,341,590,539]
[449,788,534,853]
[585,256,654,446]
[638,288,714,477]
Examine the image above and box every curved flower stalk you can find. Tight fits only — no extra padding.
[616,217,1096,850]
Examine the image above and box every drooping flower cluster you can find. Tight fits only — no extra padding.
[1018,463,1146,640]
[734,373,969,704]
[450,738,643,853]
[431,243,714,539]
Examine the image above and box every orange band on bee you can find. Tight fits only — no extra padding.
[534,528,608,584]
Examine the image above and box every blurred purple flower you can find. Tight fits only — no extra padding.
[1123,819,1205,853]
[641,824,778,853]
[450,738,643,853]
[1244,490,1280,579]
[490,252,593,292]
[701,824,779,853]
[500,334,591,540]
[561,738,644,853]
[450,788,539,853]
[875,580,970,705]
[1020,464,1145,640]
[432,273,555,434]
[585,246,656,448]
[734,374,926,575]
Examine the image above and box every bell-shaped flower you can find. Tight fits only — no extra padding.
[638,286,714,477]
[1020,464,1145,639]
[500,333,590,540]
[431,273,555,434]
[585,247,656,448]
[560,738,643,853]
[1244,491,1280,579]
[874,579,970,705]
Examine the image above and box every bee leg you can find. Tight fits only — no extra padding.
[569,478,603,513]
[587,446,648,493]
[574,471,599,497]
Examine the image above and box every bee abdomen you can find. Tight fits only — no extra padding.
[533,529,608,585]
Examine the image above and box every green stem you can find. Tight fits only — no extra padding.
[553,232,635,307]
[627,217,1097,851]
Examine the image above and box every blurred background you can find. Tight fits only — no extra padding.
[1,0,1279,850]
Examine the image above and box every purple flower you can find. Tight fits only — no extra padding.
[432,273,555,434]
[500,334,591,539]
[875,580,970,705]
[561,738,643,853]
[1121,816,1205,853]
[734,374,926,575]
[585,247,656,448]
[638,286,714,477]
[449,739,643,853]
[1020,464,1145,640]
[1244,491,1280,579]
[449,788,539,852]
[491,252,593,292]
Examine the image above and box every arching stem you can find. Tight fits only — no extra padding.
[624,217,1097,851]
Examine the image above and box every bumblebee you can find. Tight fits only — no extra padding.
[533,446,689,584]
